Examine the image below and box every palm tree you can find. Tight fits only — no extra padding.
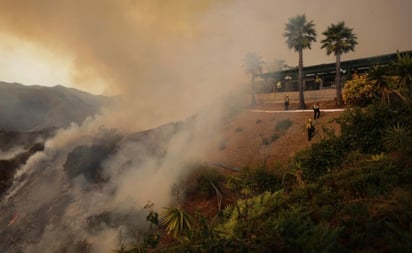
[321,21,358,105]
[243,52,264,106]
[283,14,317,109]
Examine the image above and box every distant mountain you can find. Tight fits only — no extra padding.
[0,82,111,131]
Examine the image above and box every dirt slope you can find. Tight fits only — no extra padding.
[206,101,344,169]
[183,100,345,220]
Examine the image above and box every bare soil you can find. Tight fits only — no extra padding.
[205,100,344,169]
[183,99,345,220]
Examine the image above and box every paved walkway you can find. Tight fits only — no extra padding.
[248,108,345,113]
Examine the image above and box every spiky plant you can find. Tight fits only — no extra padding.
[384,122,412,153]
[161,207,193,240]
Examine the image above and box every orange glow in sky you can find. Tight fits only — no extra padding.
[0,34,107,94]
[0,35,71,85]
[0,0,411,97]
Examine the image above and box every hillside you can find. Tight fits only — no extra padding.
[0,82,111,131]
[1,92,411,252]
[181,100,344,217]
[0,95,345,251]
[206,100,343,169]
[178,99,412,253]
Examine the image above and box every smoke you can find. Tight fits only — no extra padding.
[0,0,411,128]
[0,146,25,160]
[0,0,411,251]
[0,0,249,128]
[0,0,411,129]
[1,97,230,251]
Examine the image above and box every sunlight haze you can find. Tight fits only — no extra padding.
[1,1,411,251]
[0,0,410,98]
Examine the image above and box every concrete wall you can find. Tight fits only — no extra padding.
[255,89,336,104]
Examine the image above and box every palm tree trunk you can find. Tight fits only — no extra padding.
[335,54,343,105]
[298,48,305,109]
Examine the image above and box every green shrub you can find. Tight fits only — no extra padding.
[295,137,348,182]
[194,168,225,199]
[337,106,385,154]
[262,137,271,145]
[251,167,283,193]
[342,73,376,106]
[277,204,344,253]
[271,133,280,142]
[276,118,293,131]
[337,101,412,154]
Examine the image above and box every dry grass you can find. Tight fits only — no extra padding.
[184,100,344,219]
[206,100,343,169]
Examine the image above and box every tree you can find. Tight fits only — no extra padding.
[243,52,264,106]
[321,21,358,105]
[283,14,317,109]
[266,59,288,72]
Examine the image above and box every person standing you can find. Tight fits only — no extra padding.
[306,118,314,141]
[284,96,289,111]
[313,102,320,119]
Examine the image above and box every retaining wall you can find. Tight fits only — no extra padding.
[255,89,336,104]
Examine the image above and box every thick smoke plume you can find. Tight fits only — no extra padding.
[0,0,411,251]
[0,0,410,128]
[1,101,230,251]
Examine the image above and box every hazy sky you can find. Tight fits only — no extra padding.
[0,2,411,250]
[0,0,410,96]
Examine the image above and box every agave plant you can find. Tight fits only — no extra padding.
[161,207,193,240]
[384,122,412,152]
[282,161,305,188]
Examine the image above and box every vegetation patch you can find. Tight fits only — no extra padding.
[218,139,227,150]
[271,133,280,142]
[276,118,293,131]
[234,127,243,132]
[114,44,412,253]
[262,137,271,145]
